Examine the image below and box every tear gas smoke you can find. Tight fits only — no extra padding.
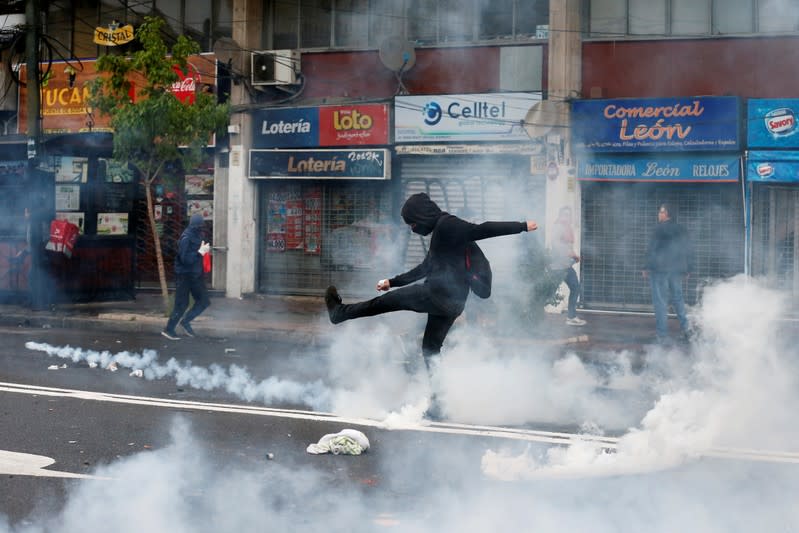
[481,276,799,480]
[24,342,331,411]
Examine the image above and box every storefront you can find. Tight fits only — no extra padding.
[393,93,547,272]
[746,99,799,313]
[573,96,745,311]
[249,104,394,296]
[15,54,220,299]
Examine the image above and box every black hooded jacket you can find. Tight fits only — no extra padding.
[390,193,528,315]
[646,219,693,274]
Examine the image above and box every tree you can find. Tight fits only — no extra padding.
[89,16,229,312]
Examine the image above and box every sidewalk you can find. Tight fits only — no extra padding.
[0,291,658,351]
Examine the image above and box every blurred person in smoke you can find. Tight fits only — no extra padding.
[161,214,211,340]
[549,206,586,326]
[642,203,694,344]
[324,192,538,420]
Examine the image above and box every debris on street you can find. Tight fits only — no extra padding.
[306,429,370,455]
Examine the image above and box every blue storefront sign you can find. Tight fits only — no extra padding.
[746,150,799,183]
[573,96,740,153]
[249,149,390,180]
[578,155,740,182]
[747,99,799,149]
[252,108,318,148]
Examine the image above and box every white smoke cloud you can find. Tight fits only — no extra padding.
[481,275,799,480]
[7,277,799,533]
[25,342,332,411]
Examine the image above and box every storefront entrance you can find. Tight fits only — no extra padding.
[751,185,799,313]
[580,182,745,310]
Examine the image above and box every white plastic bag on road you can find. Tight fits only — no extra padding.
[306,429,370,455]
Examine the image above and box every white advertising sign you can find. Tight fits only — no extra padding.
[394,92,541,143]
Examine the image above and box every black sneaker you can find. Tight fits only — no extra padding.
[324,286,343,324]
[180,321,196,338]
[161,330,180,340]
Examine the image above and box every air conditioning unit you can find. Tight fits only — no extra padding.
[251,50,300,86]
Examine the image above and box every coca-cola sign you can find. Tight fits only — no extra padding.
[170,63,201,104]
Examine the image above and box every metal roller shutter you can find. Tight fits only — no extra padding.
[257,181,394,296]
[751,185,799,314]
[398,155,543,272]
[580,182,745,311]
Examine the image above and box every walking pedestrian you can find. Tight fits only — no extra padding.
[550,206,585,326]
[642,203,693,344]
[162,214,211,340]
[324,192,538,419]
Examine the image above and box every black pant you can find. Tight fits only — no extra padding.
[333,284,459,365]
[166,272,210,331]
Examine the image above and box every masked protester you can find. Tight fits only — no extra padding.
[162,214,211,340]
[324,192,538,419]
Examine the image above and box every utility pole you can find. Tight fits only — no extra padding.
[25,0,47,310]
[25,0,39,156]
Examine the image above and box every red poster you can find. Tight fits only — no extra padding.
[285,199,304,250]
[303,188,322,254]
[318,104,389,146]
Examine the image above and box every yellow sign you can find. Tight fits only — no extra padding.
[93,24,134,46]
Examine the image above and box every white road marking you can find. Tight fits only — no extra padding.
[0,450,105,479]
[2,381,799,466]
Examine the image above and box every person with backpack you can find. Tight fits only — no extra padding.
[324,192,537,417]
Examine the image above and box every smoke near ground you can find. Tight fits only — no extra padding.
[7,276,799,531]
[24,341,332,411]
[482,275,799,479]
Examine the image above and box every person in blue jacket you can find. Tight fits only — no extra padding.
[162,214,211,340]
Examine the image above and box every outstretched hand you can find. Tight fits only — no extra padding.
[376,279,390,291]
[526,221,538,232]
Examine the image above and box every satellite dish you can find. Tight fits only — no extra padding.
[212,37,240,64]
[379,37,416,73]
[523,100,568,139]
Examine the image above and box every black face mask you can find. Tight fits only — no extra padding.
[410,222,434,236]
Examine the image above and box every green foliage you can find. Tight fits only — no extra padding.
[88,16,229,182]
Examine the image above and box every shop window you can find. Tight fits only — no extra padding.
[757,0,799,33]
[46,3,74,54]
[589,0,627,37]
[480,0,513,40]
[439,0,474,42]
[407,0,438,44]
[629,0,666,35]
[712,0,754,34]
[369,0,406,47]
[335,0,369,48]
[671,0,710,35]
[158,0,183,37]
[274,0,300,49]
[301,0,333,48]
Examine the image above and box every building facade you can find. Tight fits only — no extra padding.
[1,0,797,311]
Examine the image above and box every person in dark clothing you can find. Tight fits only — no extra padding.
[162,214,211,340]
[642,203,694,344]
[324,193,537,416]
